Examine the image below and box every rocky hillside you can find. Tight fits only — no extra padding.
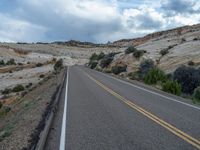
[105,23,200,73]
[113,24,200,47]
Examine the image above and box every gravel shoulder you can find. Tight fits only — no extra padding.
[0,69,65,150]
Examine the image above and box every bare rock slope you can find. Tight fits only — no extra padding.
[110,23,200,73]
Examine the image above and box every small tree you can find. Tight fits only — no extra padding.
[162,80,181,96]
[192,87,200,102]
[173,65,200,94]
[54,59,63,73]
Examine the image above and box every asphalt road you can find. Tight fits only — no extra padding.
[45,65,200,150]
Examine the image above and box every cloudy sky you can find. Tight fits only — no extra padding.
[0,0,199,43]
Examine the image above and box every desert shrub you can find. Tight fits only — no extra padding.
[192,86,200,102]
[188,61,195,66]
[3,106,11,113]
[166,73,173,80]
[173,65,200,94]
[18,63,23,66]
[125,46,137,54]
[104,69,112,73]
[89,53,98,61]
[111,65,127,75]
[97,52,105,60]
[95,67,102,72]
[54,59,63,72]
[144,68,167,85]
[26,83,32,88]
[89,52,105,69]
[6,59,16,65]
[100,53,117,68]
[39,74,45,78]
[193,37,198,41]
[90,62,98,69]
[0,60,5,66]
[100,57,113,68]
[1,88,12,95]
[0,101,2,109]
[181,38,186,42]
[52,58,57,62]
[139,59,155,78]
[128,72,140,80]
[160,49,169,56]
[12,84,25,92]
[162,80,181,96]
[36,63,43,67]
[133,50,144,59]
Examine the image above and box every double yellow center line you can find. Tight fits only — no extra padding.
[85,72,200,149]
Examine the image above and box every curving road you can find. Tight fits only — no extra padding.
[44,65,200,150]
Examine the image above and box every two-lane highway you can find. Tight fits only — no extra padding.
[45,66,200,150]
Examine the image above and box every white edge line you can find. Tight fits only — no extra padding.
[92,69,200,111]
[59,67,69,150]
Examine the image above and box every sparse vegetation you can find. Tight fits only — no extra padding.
[90,61,98,69]
[144,68,167,85]
[88,52,105,69]
[193,37,199,41]
[133,50,144,59]
[139,59,155,78]
[12,84,25,92]
[111,65,127,75]
[6,59,16,65]
[192,86,200,102]
[162,80,181,96]
[39,74,45,78]
[188,61,195,66]
[100,57,113,68]
[0,124,13,141]
[54,59,63,72]
[97,52,105,60]
[181,38,186,43]
[128,72,140,80]
[160,49,169,56]
[36,63,43,67]
[0,60,5,66]
[1,88,12,95]
[26,83,33,88]
[89,53,98,61]
[100,53,117,68]
[173,65,200,94]
[0,101,2,109]
[125,46,137,54]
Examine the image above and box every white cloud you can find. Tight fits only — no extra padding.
[0,0,199,42]
[0,13,47,42]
